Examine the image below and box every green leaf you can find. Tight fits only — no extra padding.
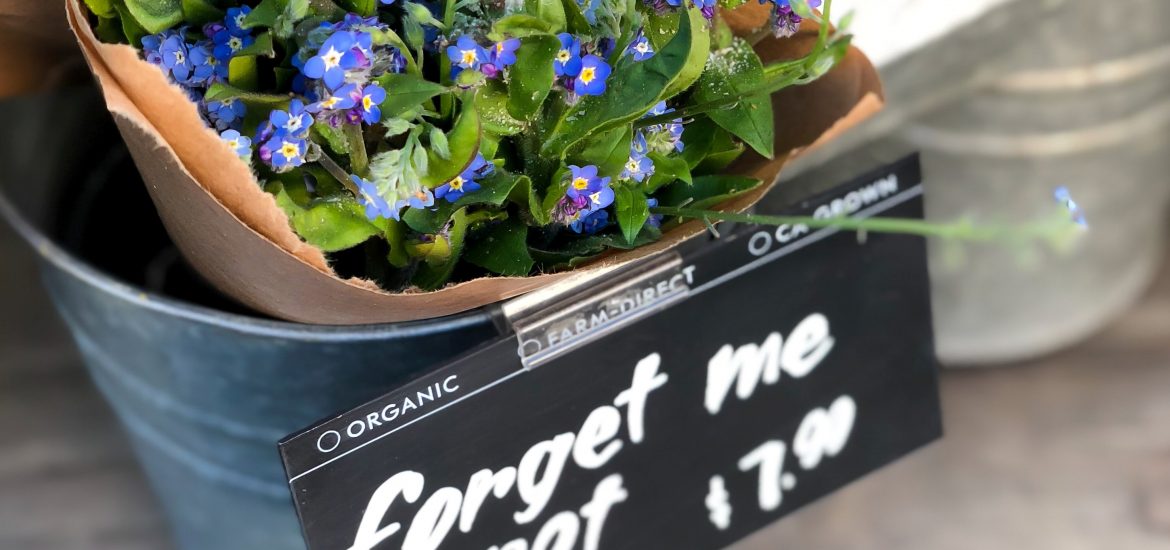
[692,39,774,157]
[338,0,377,16]
[559,0,591,34]
[84,0,117,19]
[478,82,526,136]
[242,0,282,29]
[541,7,697,156]
[644,151,692,193]
[403,171,523,233]
[658,174,763,211]
[422,96,482,187]
[507,175,550,225]
[94,16,124,43]
[412,210,506,290]
[372,73,449,118]
[490,14,555,40]
[181,0,224,25]
[122,0,182,34]
[678,117,745,174]
[383,118,415,138]
[529,227,661,266]
[112,1,148,44]
[269,184,381,252]
[235,32,276,58]
[313,123,350,156]
[465,217,534,276]
[523,0,566,33]
[507,35,559,121]
[614,184,649,244]
[643,7,709,100]
[228,56,260,90]
[570,125,631,178]
[205,82,290,109]
[384,219,410,268]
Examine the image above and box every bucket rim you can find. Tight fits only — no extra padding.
[0,191,499,341]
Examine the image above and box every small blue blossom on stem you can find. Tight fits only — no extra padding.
[225,6,252,36]
[571,209,609,234]
[565,165,615,213]
[356,84,386,124]
[643,101,684,154]
[261,136,308,172]
[307,83,359,114]
[159,34,194,84]
[626,32,655,61]
[303,31,362,90]
[621,140,655,183]
[379,0,397,4]
[575,55,611,96]
[353,175,397,221]
[646,198,663,228]
[268,100,314,139]
[491,38,521,69]
[402,188,436,210]
[1054,186,1088,227]
[213,28,254,61]
[205,99,246,131]
[435,154,494,202]
[189,41,226,84]
[447,36,488,78]
[694,0,717,19]
[554,33,582,77]
[219,129,252,159]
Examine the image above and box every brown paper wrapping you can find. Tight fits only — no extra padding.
[66,0,883,324]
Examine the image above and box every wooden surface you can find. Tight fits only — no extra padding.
[3,205,1169,550]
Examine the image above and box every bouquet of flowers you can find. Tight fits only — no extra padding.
[67,0,882,323]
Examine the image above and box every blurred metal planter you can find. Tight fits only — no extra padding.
[0,88,503,548]
[906,0,1170,365]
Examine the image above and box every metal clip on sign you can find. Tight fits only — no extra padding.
[502,252,691,370]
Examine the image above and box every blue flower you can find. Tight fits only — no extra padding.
[447,36,488,77]
[335,13,381,31]
[626,33,655,61]
[571,209,609,234]
[159,34,193,84]
[643,101,684,154]
[353,175,397,221]
[1054,186,1088,227]
[554,33,582,77]
[225,6,252,37]
[269,100,313,139]
[212,28,254,61]
[566,164,604,201]
[576,0,603,24]
[307,83,359,113]
[380,0,397,4]
[435,154,494,202]
[646,198,663,228]
[220,129,252,158]
[574,55,610,96]
[357,84,386,125]
[695,0,716,19]
[303,31,361,90]
[189,40,226,84]
[141,31,178,66]
[262,136,308,172]
[205,99,246,131]
[402,188,436,210]
[491,38,521,68]
[621,153,654,183]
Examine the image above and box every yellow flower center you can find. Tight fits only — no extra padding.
[461,49,477,66]
[415,190,429,201]
[226,138,240,149]
[284,117,302,132]
[557,50,571,63]
[229,37,242,51]
[590,191,604,205]
[322,96,340,108]
[449,176,464,191]
[579,67,595,84]
[496,43,505,54]
[173,51,185,64]
[322,47,342,70]
[280,141,300,160]
[363,95,374,111]
[626,159,639,171]
[572,177,590,190]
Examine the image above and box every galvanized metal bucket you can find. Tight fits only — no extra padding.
[0,88,503,550]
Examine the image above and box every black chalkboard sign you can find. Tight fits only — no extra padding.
[279,155,941,550]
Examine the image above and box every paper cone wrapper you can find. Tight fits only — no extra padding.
[66,0,883,324]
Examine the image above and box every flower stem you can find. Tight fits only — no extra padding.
[315,150,359,194]
[651,206,1058,243]
[344,123,369,177]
